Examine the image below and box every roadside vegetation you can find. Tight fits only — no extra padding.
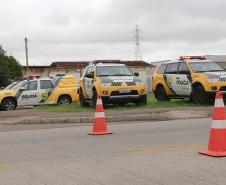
[35,93,206,112]
[0,46,22,88]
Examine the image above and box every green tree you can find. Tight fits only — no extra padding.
[0,46,22,87]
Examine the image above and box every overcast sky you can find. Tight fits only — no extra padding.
[1,0,226,66]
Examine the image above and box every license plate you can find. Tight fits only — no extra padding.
[119,89,131,93]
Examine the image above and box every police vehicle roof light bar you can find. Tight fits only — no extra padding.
[179,56,206,60]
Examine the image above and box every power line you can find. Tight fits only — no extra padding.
[134,24,142,61]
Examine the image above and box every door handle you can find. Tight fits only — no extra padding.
[176,77,180,79]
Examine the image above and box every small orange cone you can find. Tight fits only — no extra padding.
[199,91,226,157]
[89,96,112,135]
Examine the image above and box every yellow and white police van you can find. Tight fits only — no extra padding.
[0,75,79,111]
[79,63,147,106]
[152,56,226,104]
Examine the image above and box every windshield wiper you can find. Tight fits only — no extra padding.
[208,70,225,72]
[97,75,110,77]
[194,70,206,73]
[114,74,132,76]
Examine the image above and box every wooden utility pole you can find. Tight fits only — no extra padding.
[24,37,29,72]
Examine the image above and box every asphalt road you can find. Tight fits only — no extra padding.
[0,118,225,185]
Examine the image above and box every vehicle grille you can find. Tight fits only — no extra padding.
[111,82,122,86]
[126,82,136,86]
[111,82,136,86]
[111,90,138,96]
[220,78,226,82]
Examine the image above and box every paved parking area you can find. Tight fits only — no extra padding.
[0,118,225,185]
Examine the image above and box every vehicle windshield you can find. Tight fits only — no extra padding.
[52,76,63,87]
[189,62,225,73]
[4,81,26,90]
[3,82,18,90]
[96,66,134,76]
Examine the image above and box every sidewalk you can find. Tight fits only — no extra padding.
[0,107,212,125]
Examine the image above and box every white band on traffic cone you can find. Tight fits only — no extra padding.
[97,99,102,105]
[214,99,225,108]
[95,112,105,118]
[211,120,226,129]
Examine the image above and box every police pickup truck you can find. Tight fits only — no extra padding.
[79,63,147,106]
[0,75,79,111]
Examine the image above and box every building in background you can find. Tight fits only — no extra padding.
[150,55,226,68]
[150,60,170,67]
[205,55,226,68]
[22,60,155,90]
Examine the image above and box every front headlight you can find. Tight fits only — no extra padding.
[208,78,220,82]
[135,81,144,86]
[101,82,112,87]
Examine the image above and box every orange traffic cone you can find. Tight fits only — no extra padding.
[199,91,226,157]
[89,96,112,135]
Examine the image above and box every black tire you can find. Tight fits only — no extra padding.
[192,85,208,104]
[79,89,89,107]
[155,86,169,101]
[92,90,97,107]
[1,98,16,111]
[135,95,147,106]
[57,95,72,105]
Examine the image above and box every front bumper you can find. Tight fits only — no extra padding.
[205,82,226,92]
[98,84,147,104]
[102,94,145,104]
[100,85,147,96]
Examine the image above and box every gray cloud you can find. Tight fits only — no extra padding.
[0,0,226,65]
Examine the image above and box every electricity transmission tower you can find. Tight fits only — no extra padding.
[134,25,142,61]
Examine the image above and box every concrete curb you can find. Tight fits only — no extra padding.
[2,108,212,125]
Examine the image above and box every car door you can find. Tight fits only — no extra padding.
[165,62,180,95]
[17,80,39,106]
[38,80,53,104]
[83,66,94,98]
[175,62,192,95]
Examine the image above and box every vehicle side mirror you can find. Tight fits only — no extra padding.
[20,87,26,91]
[179,70,190,75]
[134,72,139,77]
[183,71,191,75]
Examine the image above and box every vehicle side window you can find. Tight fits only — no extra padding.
[178,63,190,74]
[26,81,37,91]
[40,80,53,89]
[157,64,167,74]
[21,82,26,88]
[85,67,91,77]
[53,77,62,88]
[165,63,179,74]
[85,66,94,78]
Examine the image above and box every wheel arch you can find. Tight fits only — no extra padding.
[57,94,72,102]
[192,82,205,92]
[191,82,208,104]
[92,86,99,95]
[1,96,17,107]
[156,83,165,89]
[154,83,165,93]
[0,96,17,110]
